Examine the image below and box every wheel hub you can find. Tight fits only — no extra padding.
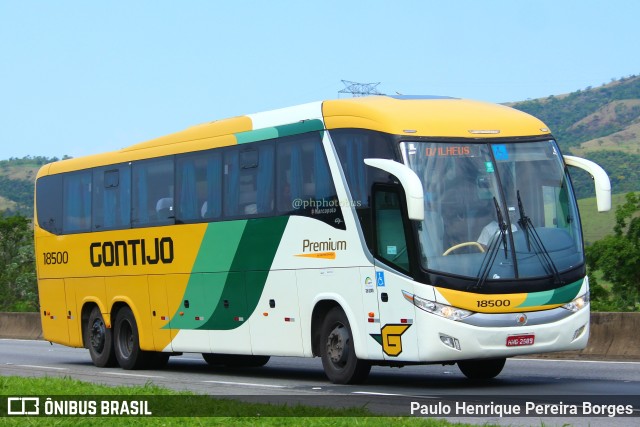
[90,320,105,353]
[326,325,349,365]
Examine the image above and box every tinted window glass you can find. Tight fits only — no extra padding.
[374,188,410,272]
[62,171,92,233]
[92,165,131,231]
[331,129,398,208]
[176,151,225,222]
[331,129,399,242]
[132,158,174,227]
[276,132,344,229]
[36,174,62,234]
[224,143,275,218]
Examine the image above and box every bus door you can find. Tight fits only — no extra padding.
[359,265,384,359]
[371,185,419,361]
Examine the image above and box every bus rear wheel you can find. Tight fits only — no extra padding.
[86,307,117,367]
[457,358,506,380]
[320,307,371,384]
[113,306,149,370]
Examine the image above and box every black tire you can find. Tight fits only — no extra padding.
[457,358,506,380]
[202,353,270,368]
[113,306,149,370]
[86,307,117,367]
[320,307,371,384]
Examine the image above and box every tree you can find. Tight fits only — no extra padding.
[0,213,37,311]
[586,192,640,311]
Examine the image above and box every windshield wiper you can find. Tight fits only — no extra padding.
[471,197,508,291]
[516,190,563,285]
[494,196,508,258]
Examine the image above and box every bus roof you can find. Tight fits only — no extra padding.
[39,96,551,176]
[322,96,550,138]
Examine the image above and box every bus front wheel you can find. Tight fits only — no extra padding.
[457,358,506,380]
[320,307,371,384]
[113,306,148,370]
[86,307,117,367]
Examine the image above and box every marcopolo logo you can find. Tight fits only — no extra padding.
[89,237,174,267]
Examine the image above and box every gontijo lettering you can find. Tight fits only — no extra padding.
[89,237,174,267]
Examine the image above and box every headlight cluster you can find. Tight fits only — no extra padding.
[402,290,472,321]
[562,292,590,312]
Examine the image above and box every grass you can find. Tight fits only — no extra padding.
[575,121,640,155]
[577,192,635,245]
[0,376,491,427]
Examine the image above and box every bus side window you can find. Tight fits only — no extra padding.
[176,155,203,222]
[62,171,92,233]
[276,133,344,228]
[93,166,131,231]
[224,143,275,218]
[176,151,224,222]
[36,174,63,234]
[373,186,410,273]
[204,152,223,219]
[132,158,174,227]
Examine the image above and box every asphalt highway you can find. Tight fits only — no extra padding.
[2,339,639,426]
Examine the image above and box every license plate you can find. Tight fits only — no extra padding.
[506,334,535,347]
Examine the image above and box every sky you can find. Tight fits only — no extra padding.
[1,0,639,160]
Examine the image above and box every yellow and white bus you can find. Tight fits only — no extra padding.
[34,95,611,383]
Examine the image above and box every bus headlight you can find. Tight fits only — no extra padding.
[562,292,590,312]
[402,291,472,321]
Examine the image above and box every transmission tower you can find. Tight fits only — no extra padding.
[338,80,383,97]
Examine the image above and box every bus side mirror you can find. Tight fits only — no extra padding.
[563,155,611,212]
[364,158,424,221]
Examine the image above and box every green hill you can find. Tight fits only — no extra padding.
[511,75,640,198]
[0,156,59,217]
[577,192,638,245]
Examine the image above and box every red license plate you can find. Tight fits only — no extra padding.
[506,334,535,347]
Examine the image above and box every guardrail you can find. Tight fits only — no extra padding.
[1,312,638,360]
[0,312,43,340]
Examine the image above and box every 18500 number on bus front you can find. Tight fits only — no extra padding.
[42,251,69,265]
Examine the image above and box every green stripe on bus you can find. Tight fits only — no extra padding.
[167,216,289,331]
[275,119,324,137]
[192,220,247,272]
[517,278,583,308]
[236,128,279,144]
[235,120,324,145]
[164,221,247,330]
[197,216,288,330]
[546,278,583,305]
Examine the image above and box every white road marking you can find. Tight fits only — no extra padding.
[352,391,405,397]
[202,380,286,388]
[352,391,441,400]
[102,372,165,379]
[516,358,640,365]
[15,364,67,371]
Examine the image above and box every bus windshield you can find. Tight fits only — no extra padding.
[404,140,583,282]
